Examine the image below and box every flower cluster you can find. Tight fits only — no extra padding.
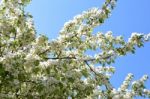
[0,0,150,98]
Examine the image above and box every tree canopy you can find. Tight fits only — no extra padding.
[0,0,150,98]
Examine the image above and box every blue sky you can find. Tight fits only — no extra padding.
[26,0,150,98]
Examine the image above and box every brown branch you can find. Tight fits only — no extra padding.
[46,54,112,61]
[46,56,76,60]
[39,48,50,55]
[84,60,113,90]
[45,54,113,90]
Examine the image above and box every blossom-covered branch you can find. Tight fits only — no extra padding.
[0,0,150,98]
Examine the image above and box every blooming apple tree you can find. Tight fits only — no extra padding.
[0,0,150,98]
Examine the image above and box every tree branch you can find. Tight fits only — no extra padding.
[46,55,113,90]
[84,60,113,90]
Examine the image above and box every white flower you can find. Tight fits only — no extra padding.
[111,88,117,95]
[105,31,113,40]
[90,8,99,14]
[105,73,111,78]
[26,17,34,28]
[131,32,143,38]
[128,73,133,77]
[116,36,123,41]
[105,31,112,36]
[143,89,150,95]
[83,78,88,84]
[144,33,150,41]
[112,95,120,99]
[108,50,114,55]
[36,36,46,45]
[25,53,40,61]
[123,92,132,99]
[39,61,50,68]
[14,8,22,15]
[142,75,148,81]
[132,81,137,85]
[65,32,74,38]
[0,57,4,62]
[73,14,83,21]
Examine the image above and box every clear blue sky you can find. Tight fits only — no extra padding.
[26,0,150,98]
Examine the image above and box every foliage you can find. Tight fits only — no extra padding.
[0,0,150,98]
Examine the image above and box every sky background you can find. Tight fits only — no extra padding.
[25,0,150,98]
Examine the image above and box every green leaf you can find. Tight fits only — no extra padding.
[81,69,89,77]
